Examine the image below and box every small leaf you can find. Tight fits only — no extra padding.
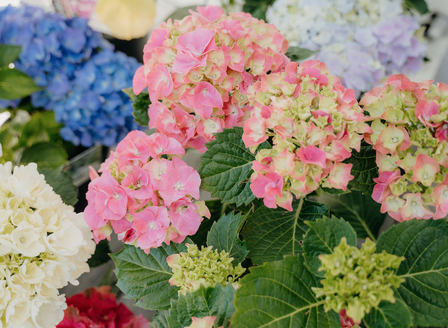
[87,239,112,268]
[38,168,78,206]
[315,191,386,241]
[0,68,41,100]
[232,255,340,328]
[242,198,329,265]
[169,284,236,328]
[189,199,224,247]
[303,216,357,277]
[198,127,271,207]
[364,300,413,328]
[376,219,448,327]
[405,0,429,14]
[111,240,190,311]
[167,5,197,21]
[124,88,151,127]
[344,141,378,194]
[285,46,318,62]
[207,211,249,265]
[20,142,68,169]
[0,45,22,68]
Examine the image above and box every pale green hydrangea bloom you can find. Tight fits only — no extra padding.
[167,244,245,294]
[312,237,404,323]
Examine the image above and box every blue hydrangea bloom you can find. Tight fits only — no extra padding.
[0,5,141,147]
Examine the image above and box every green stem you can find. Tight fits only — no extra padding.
[292,196,305,255]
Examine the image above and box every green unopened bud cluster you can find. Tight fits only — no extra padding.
[312,238,404,323]
[167,244,245,294]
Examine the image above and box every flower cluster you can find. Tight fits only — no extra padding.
[266,0,426,94]
[312,237,404,323]
[134,5,289,152]
[0,5,140,147]
[243,60,370,210]
[167,244,245,294]
[362,74,448,221]
[57,286,148,328]
[85,130,210,252]
[0,162,95,328]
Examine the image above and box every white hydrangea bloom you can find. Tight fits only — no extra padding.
[0,162,95,328]
[267,0,426,93]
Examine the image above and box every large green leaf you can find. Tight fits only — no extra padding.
[169,284,236,328]
[285,47,318,62]
[376,219,448,327]
[20,142,68,169]
[16,111,62,149]
[198,127,271,207]
[344,141,378,194]
[315,191,386,241]
[303,216,357,277]
[241,198,329,265]
[150,311,175,328]
[189,199,223,247]
[405,0,429,14]
[207,211,249,265]
[111,240,190,311]
[0,68,40,100]
[232,255,340,328]
[0,45,21,68]
[363,300,412,328]
[38,168,78,206]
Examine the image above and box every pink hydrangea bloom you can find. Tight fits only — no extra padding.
[134,5,289,152]
[362,74,448,221]
[243,60,369,210]
[84,131,210,253]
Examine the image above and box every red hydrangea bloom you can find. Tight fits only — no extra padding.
[57,286,148,328]
[134,5,289,152]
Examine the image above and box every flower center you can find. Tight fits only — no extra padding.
[20,237,25,243]
[390,137,399,144]
[113,192,122,200]
[202,88,209,96]
[174,182,183,191]
[148,222,156,230]
[422,173,429,180]
[411,201,418,207]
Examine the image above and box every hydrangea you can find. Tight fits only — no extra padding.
[85,130,210,253]
[57,286,148,328]
[0,162,95,328]
[69,0,97,18]
[266,0,426,94]
[187,316,217,328]
[0,5,141,147]
[134,5,289,152]
[361,74,448,221]
[243,60,370,210]
[167,244,245,295]
[312,237,404,323]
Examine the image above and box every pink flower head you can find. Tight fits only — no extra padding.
[431,175,448,219]
[147,132,185,158]
[372,170,401,203]
[435,122,448,142]
[116,130,152,169]
[374,124,410,155]
[415,100,440,127]
[411,153,440,187]
[326,163,354,191]
[159,157,201,206]
[188,316,217,328]
[243,117,267,147]
[399,193,433,221]
[133,206,170,250]
[168,199,202,236]
[136,6,288,152]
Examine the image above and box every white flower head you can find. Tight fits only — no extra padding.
[0,162,95,328]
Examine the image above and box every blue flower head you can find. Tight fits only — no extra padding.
[0,4,141,147]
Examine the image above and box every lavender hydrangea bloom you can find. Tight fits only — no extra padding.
[0,5,141,147]
[267,0,426,94]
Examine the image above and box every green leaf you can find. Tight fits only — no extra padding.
[189,199,223,247]
[150,311,176,328]
[0,45,21,68]
[111,240,191,311]
[303,216,357,277]
[364,300,413,328]
[405,0,429,14]
[376,219,448,327]
[344,141,378,194]
[127,88,151,127]
[232,255,340,328]
[241,198,329,265]
[38,168,78,206]
[207,211,249,265]
[242,0,275,20]
[20,142,68,169]
[315,191,386,241]
[87,239,112,268]
[169,284,236,328]
[167,5,197,21]
[16,111,62,149]
[198,127,271,207]
[285,46,318,62]
[0,68,40,100]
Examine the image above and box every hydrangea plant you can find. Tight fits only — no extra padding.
[83,4,446,328]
